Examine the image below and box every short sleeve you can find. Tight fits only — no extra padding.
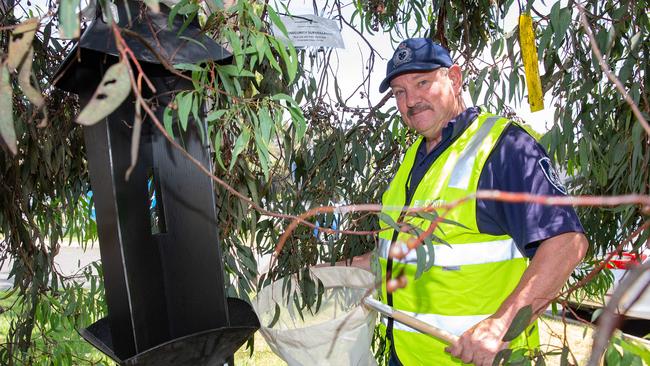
[476,124,584,257]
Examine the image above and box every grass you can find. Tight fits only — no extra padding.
[0,290,112,365]
[538,315,595,365]
[234,333,284,366]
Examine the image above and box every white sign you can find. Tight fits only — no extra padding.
[273,14,345,49]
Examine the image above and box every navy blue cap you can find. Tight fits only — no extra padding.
[379,38,453,93]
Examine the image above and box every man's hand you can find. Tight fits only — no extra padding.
[444,232,588,366]
[445,317,509,366]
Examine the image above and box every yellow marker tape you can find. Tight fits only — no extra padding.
[519,14,544,112]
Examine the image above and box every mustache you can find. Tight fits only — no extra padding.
[407,103,432,117]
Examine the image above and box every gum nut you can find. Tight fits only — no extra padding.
[642,205,650,215]
[389,245,404,258]
[407,238,419,249]
[386,279,399,293]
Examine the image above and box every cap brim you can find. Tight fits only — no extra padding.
[378,62,445,93]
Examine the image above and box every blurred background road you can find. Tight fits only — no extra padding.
[0,243,100,290]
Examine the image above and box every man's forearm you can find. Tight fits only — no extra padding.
[493,232,589,325]
[446,232,589,366]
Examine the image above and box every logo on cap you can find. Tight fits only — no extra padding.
[393,43,412,66]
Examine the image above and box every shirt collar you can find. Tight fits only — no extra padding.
[416,106,481,158]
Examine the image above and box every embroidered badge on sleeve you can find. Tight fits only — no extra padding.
[538,157,567,195]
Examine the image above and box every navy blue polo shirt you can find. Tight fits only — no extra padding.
[406,107,584,257]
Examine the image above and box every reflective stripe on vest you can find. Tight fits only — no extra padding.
[378,237,524,266]
[447,116,500,190]
[380,312,489,337]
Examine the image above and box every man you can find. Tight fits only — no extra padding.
[374,38,589,366]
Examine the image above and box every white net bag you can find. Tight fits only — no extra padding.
[253,266,377,366]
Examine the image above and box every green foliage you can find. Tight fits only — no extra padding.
[610,337,650,365]
[0,4,98,364]
[536,0,650,258]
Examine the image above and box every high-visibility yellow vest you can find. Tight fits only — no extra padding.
[378,110,540,365]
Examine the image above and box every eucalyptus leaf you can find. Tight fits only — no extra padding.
[177,92,193,131]
[267,303,281,327]
[174,63,204,72]
[605,345,621,366]
[168,0,189,28]
[259,106,273,142]
[549,2,561,35]
[144,0,159,12]
[178,35,208,52]
[554,8,572,45]
[271,93,299,107]
[206,109,228,122]
[286,42,298,83]
[378,212,400,231]
[414,244,426,279]
[255,130,270,181]
[163,106,175,137]
[425,241,436,272]
[8,18,38,71]
[502,305,533,342]
[414,211,438,221]
[268,7,288,36]
[0,65,17,155]
[264,45,283,74]
[77,62,131,126]
[288,106,306,142]
[629,31,642,52]
[213,129,226,170]
[59,0,81,39]
[229,128,250,171]
[225,29,244,71]
[493,349,512,366]
[18,49,44,108]
[255,33,267,62]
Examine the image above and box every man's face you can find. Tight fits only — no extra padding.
[390,66,462,141]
